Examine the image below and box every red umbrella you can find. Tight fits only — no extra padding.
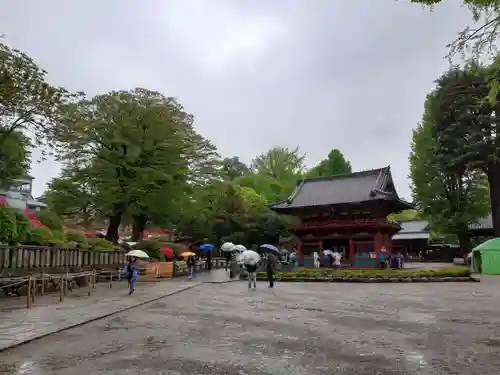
[161,248,174,260]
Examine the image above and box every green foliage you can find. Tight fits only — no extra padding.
[387,209,422,223]
[34,210,63,230]
[89,238,114,251]
[221,156,250,180]
[0,130,30,189]
[25,227,54,246]
[306,149,352,178]
[132,239,162,260]
[410,85,490,252]
[251,146,305,180]
[0,41,75,188]
[51,230,67,245]
[51,89,220,242]
[44,167,98,228]
[65,230,88,246]
[409,0,500,59]
[250,266,470,279]
[13,210,30,243]
[0,204,17,244]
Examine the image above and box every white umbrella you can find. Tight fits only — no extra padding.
[234,244,247,252]
[323,249,334,256]
[125,250,149,259]
[221,242,236,252]
[240,250,260,265]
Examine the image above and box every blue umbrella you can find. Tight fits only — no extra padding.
[259,244,281,257]
[199,244,214,251]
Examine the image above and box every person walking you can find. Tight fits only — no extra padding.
[186,256,195,280]
[245,263,257,290]
[124,256,140,295]
[267,254,276,288]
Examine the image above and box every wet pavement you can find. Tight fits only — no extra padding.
[1,279,500,374]
[0,270,230,351]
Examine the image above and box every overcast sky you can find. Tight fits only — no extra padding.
[1,0,471,200]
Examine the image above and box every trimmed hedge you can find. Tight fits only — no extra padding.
[240,266,473,282]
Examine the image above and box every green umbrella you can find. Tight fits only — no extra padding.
[473,238,500,251]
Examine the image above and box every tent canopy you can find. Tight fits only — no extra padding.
[472,238,500,275]
[473,238,500,252]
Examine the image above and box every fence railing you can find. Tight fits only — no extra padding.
[0,245,126,275]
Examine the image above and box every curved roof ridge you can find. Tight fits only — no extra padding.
[298,166,390,184]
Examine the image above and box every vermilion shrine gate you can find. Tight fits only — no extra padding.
[269,167,413,268]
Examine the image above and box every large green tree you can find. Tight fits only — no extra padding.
[410,93,490,253]
[0,130,30,189]
[52,89,218,242]
[0,41,73,187]
[44,167,102,229]
[251,146,305,180]
[426,63,500,236]
[221,156,250,180]
[306,149,352,178]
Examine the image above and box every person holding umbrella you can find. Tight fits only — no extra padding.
[124,256,140,295]
[239,250,260,288]
[124,250,149,295]
[260,244,280,288]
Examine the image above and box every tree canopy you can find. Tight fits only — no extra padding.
[409,90,490,252]
[306,149,352,178]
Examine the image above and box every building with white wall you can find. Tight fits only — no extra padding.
[0,175,47,211]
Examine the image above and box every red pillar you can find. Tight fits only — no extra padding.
[298,241,303,266]
[348,237,354,262]
[374,232,383,266]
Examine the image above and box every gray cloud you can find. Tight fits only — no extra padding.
[1,0,471,200]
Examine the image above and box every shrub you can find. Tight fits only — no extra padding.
[51,230,68,246]
[89,238,114,251]
[132,239,162,260]
[24,227,54,246]
[65,230,89,247]
[0,204,17,244]
[13,210,30,243]
[33,210,63,230]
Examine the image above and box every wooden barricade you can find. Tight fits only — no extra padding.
[139,261,174,281]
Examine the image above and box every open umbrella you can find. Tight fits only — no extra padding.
[234,244,247,252]
[240,250,261,265]
[161,248,174,259]
[260,244,281,257]
[126,250,149,259]
[221,242,235,252]
[323,249,333,256]
[199,244,214,251]
[181,251,196,257]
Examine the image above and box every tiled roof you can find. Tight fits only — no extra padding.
[469,214,492,230]
[269,166,413,210]
[392,220,430,240]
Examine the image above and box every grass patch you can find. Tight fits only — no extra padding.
[255,266,470,279]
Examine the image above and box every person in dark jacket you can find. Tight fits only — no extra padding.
[267,255,276,288]
[186,256,195,280]
[124,257,140,295]
[245,263,257,289]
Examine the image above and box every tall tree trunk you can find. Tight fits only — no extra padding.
[131,215,148,242]
[106,211,123,243]
[457,228,471,257]
[487,162,500,237]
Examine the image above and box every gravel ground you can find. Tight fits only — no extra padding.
[1,280,500,375]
